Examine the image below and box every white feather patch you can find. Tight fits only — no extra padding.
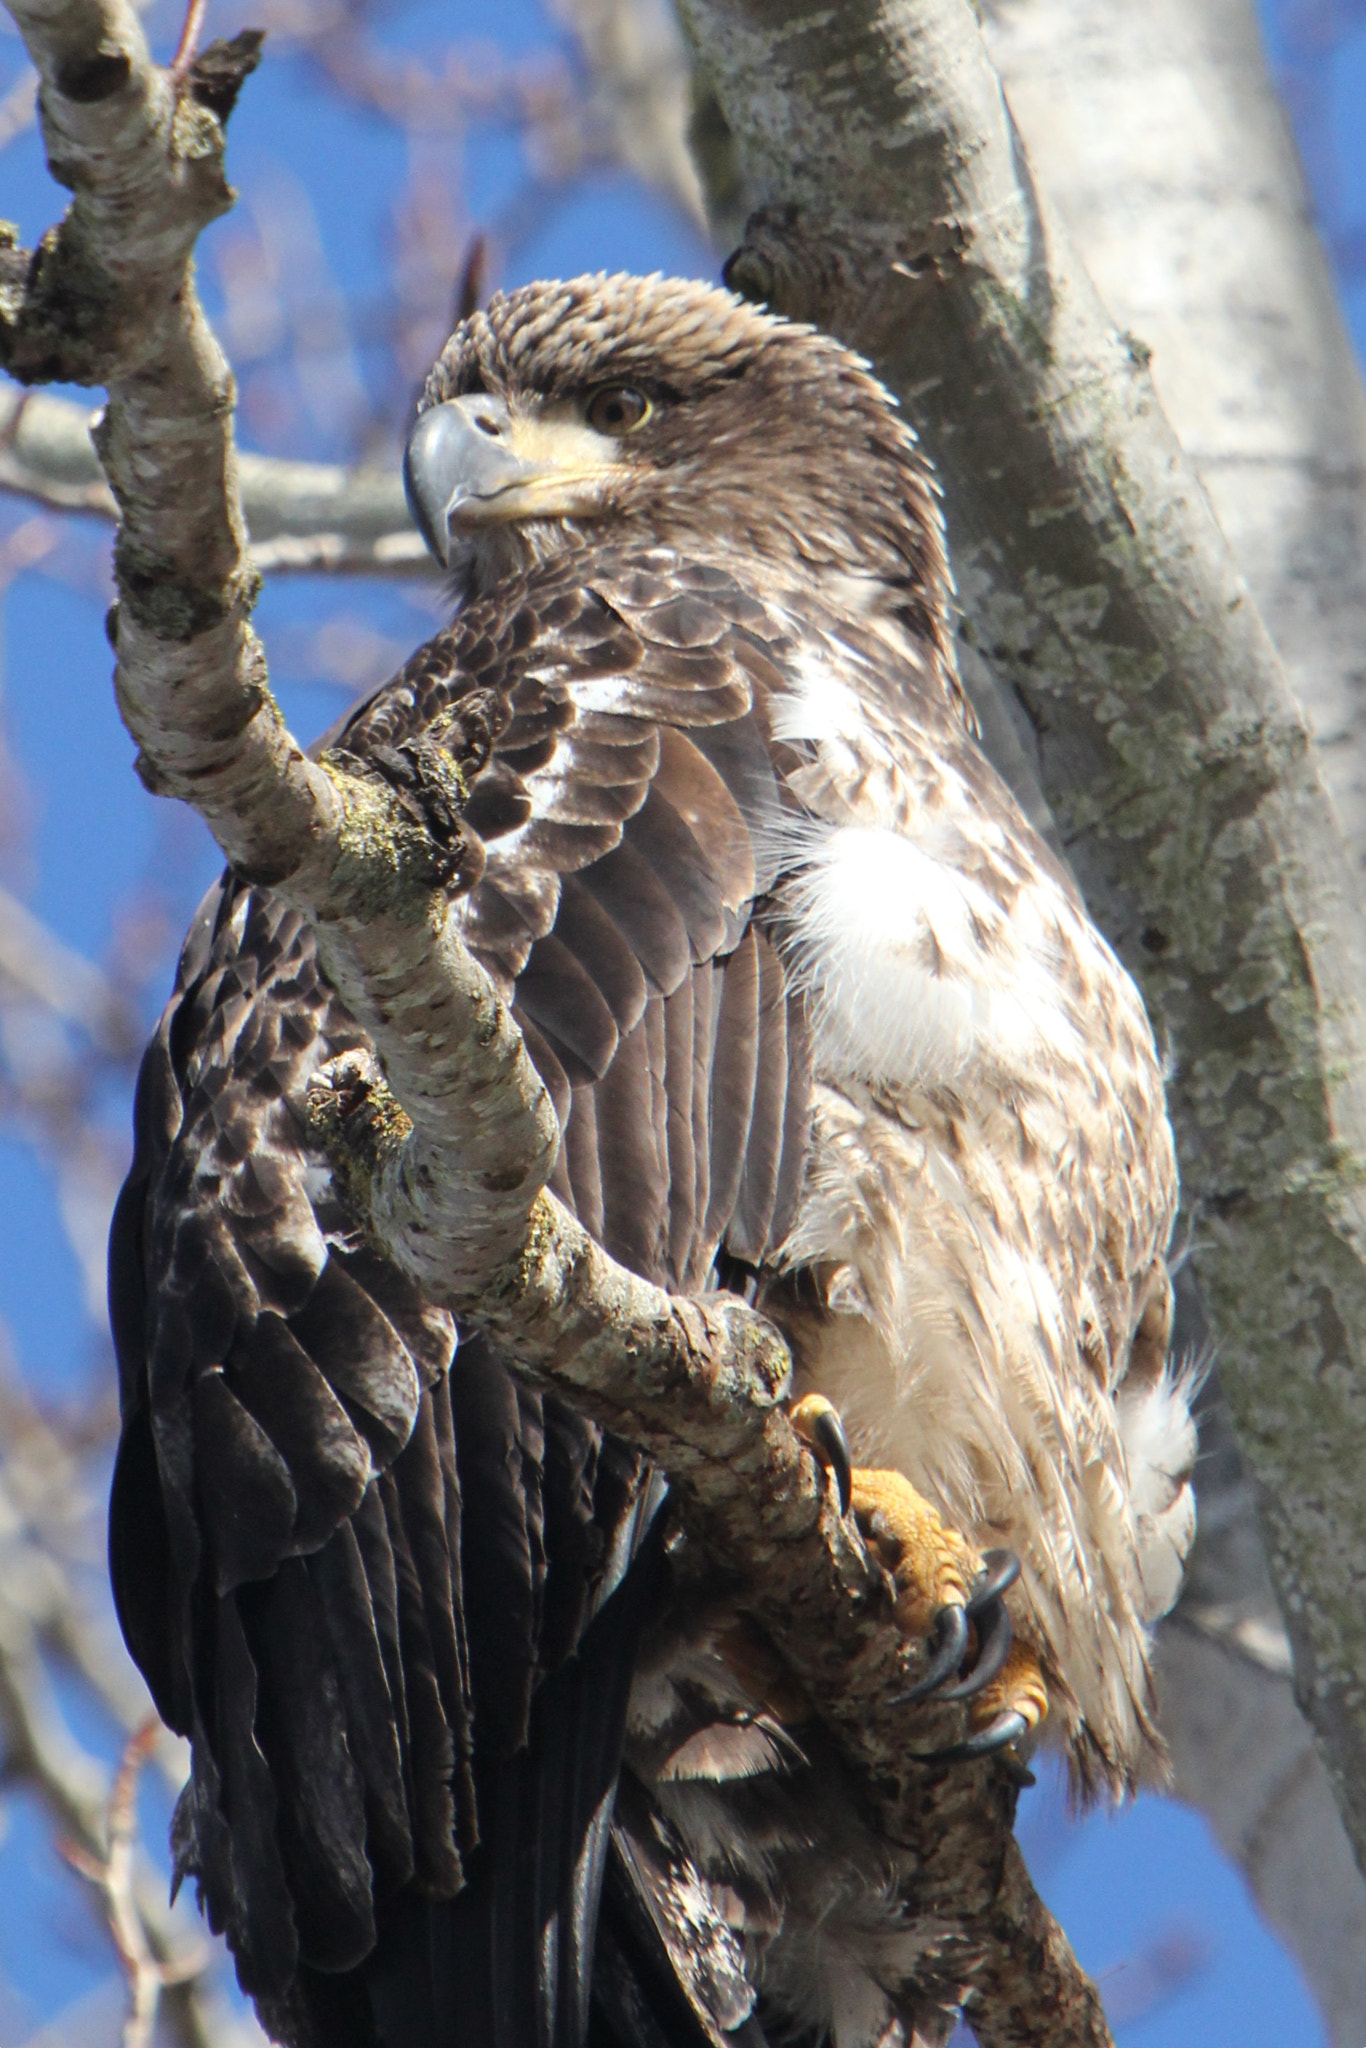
[769,650,871,747]
[1117,1362,1200,1520]
[1118,1358,1203,1621]
[775,822,1084,1088]
[658,1717,804,1783]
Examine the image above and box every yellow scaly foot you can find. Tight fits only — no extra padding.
[790,1393,1046,1762]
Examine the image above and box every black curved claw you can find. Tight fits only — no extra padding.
[935,1585,1014,1702]
[807,1405,852,1516]
[966,1548,1021,1614]
[910,1708,1029,1766]
[890,1602,970,1705]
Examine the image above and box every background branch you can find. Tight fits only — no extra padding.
[0,383,429,574]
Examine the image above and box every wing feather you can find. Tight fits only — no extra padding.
[110,542,821,2046]
[562,1080,606,1245]
[241,1558,376,1971]
[702,929,762,1248]
[553,876,650,1037]
[663,974,698,1281]
[577,839,692,996]
[305,1518,414,1881]
[593,1004,670,1281]
[729,931,791,1264]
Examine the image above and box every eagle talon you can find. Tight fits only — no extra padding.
[894,1554,1019,1706]
[891,1601,970,1705]
[788,1394,852,1516]
[967,1549,1021,1613]
[935,1590,1014,1702]
[910,1707,1029,1765]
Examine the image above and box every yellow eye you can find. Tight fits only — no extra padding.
[586,385,651,435]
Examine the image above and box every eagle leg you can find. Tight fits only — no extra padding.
[790,1395,1027,1720]
[847,1463,978,1635]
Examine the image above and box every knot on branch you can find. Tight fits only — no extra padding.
[0,223,120,385]
[891,218,970,289]
[724,206,969,346]
[701,1291,795,1416]
[53,50,131,104]
[305,1050,413,1227]
[0,223,29,329]
[723,205,859,325]
[0,30,261,388]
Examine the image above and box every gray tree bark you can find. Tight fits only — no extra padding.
[976,6,1366,2036]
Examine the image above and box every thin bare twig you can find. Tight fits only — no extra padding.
[452,229,486,326]
[0,1342,226,2048]
[169,0,211,89]
[62,1722,209,2048]
[0,64,36,152]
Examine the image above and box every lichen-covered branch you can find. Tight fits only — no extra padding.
[0,0,1106,2040]
[673,0,1366,1875]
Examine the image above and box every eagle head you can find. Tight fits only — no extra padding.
[405,271,949,634]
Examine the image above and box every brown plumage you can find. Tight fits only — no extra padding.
[109,273,1190,2048]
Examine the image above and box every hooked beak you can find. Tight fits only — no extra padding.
[404,394,624,565]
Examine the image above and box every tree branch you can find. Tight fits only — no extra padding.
[673,0,1366,1876]
[0,0,1108,2041]
[0,382,429,574]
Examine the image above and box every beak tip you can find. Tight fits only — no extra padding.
[403,422,453,566]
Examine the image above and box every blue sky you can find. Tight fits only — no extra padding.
[0,0,1360,2040]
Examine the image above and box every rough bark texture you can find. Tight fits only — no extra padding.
[979,0,1366,2031]
[673,0,1366,1875]
[0,0,1109,2038]
[984,0,1366,883]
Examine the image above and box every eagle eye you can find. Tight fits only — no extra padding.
[586,385,651,435]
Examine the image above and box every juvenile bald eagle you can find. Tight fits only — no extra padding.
[109,274,1195,2048]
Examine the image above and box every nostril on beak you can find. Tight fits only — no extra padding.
[474,412,503,438]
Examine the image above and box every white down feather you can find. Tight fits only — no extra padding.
[1117,1359,1203,1622]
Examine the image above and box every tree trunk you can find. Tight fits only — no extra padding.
[976,2,1366,2034]
[675,0,1366,1878]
